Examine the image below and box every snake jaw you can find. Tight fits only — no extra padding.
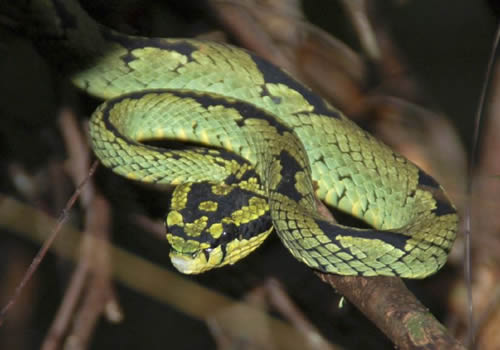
[169,252,205,274]
[169,246,224,274]
[168,226,274,274]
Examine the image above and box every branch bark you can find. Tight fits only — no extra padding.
[315,199,465,349]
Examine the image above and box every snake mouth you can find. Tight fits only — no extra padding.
[169,247,224,274]
[169,251,208,274]
[169,227,274,274]
[169,253,202,274]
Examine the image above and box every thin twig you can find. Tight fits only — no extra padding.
[0,161,98,327]
[41,108,120,349]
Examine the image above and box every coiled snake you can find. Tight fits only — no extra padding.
[22,0,458,278]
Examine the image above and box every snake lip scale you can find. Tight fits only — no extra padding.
[24,0,458,278]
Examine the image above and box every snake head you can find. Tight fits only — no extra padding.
[165,182,273,274]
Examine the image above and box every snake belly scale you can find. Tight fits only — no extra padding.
[24,0,457,277]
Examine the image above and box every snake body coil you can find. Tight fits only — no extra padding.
[23,0,458,277]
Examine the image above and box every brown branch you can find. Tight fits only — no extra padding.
[318,274,465,349]
[315,199,465,349]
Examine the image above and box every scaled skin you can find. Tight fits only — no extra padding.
[30,0,458,277]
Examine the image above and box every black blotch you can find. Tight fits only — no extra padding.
[417,169,440,189]
[175,182,268,243]
[217,223,237,246]
[160,41,199,58]
[239,168,260,182]
[222,173,238,186]
[120,51,136,65]
[207,214,272,255]
[224,168,260,185]
[326,205,371,229]
[431,200,456,216]
[209,150,247,164]
[182,183,250,224]
[250,54,340,118]
[101,30,198,62]
[168,90,290,135]
[316,220,408,252]
[271,96,282,104]
[274,151,305,202]
[237,215,272,241]
[170,181,272,251]
[416,170,456,215]
[203,224,236,258]
[104,88,292,137]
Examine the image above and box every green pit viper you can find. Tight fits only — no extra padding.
[16,0,457,277]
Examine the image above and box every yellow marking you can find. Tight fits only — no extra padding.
[177,128,188,140]
[185,216,208,237]
[166,234,202,253]
[211,184,232,196]
[135,130,144,140]
[184,239,203,252]
[199,130,210,144]
[166,211,184,227]
[206,246,225,268]
[294,171,310,196]
[170,177,183,185]
[199,201,218,212]
[126,172,139,180]
[166,234,182,247]
[171,184,190,209]
[351,202,361,218]
[224,227,273,265]
[208,223,223,239]
[248,197,269,216]
[223,138,233,151]
[228,196,268,225]
[155,128,165,138]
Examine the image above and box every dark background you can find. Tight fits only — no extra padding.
[0,0,494,349]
